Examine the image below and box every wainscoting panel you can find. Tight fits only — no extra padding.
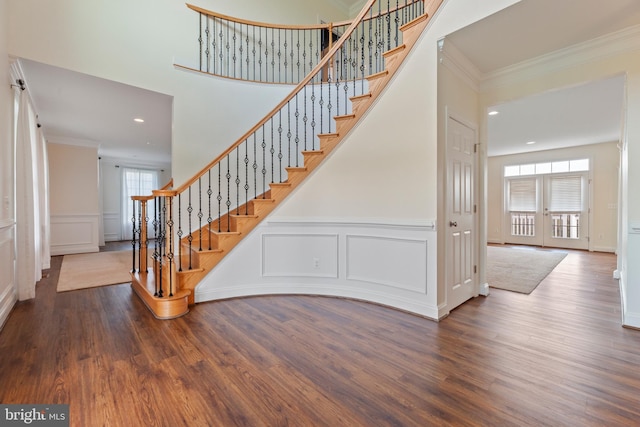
[262,234,338,278]
[50,214,100,255]
[0,223,17,330]
[346,235,427,293]
[196,218,439,319]
[103,212,121,242]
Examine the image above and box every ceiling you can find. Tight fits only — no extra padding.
[19,59,173,166]
[17,0,640,164]
[445,0,640,157]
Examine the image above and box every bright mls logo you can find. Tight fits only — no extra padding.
[0,405,69,426]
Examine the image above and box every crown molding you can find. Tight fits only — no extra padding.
[480,24,640,91]
[47,136,100,149]
[438,38,482,91]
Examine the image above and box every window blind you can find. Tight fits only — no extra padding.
[548,175,582,212]
[508,178,536,212]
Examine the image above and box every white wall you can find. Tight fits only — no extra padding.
[487,142,619,252]
[0,0,17,329]
[48,143,100,255]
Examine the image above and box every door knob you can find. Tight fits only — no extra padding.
[449,221,458,227]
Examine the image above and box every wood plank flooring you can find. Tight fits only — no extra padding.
[1,248,639,426]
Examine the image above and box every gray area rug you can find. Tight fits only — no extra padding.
[486,246,567,294]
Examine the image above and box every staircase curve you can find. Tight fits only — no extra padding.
[129,0,444,319]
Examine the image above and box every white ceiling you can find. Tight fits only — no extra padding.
[17,0,640,165]
[445,0,639,157]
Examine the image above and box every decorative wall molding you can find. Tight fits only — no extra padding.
[103,212,121,242]
[262,233,339,278]
[196,218,440,319]
[345,234,428,293]
[0,227,16,331]
[481,24,640,90]
[50,214,100,255]
[438,38,482,91]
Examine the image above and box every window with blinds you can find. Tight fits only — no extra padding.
[548,175,583,212]
[508,178,537,212]
[508,178,537,236]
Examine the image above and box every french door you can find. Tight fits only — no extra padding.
[505,173,589,250]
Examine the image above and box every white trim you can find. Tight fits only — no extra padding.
[0,219,15,230]
[0,284,17,332]
[47,136,100,149]
[268,216,436,229]
[438,38,482,91]
[481,24,640,90]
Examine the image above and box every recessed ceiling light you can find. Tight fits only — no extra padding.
[134,118,144,123]
[526,141,536,145]
[488,111,499,116]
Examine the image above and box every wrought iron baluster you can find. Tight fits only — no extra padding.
[251,26,256,81]
[198,13,203,71]
[198,178,203,252]
[252,133,258,202]
[226,21,230,77]
[395,0,400,47]
[152,197,159,295]
[166,196,174,297]
[294,93,300,167]
[177,193,183,271]
[233,21,237,78]
[258,26,263,82]
[286,101,292,167]
[270,118,275,184]
[187,186,193,269]
[131,199,136,272]
[277,110,283,182]
[261,124,267,197]
[158,197,165,298]
[226,155,231,232]
[244,139,249,213]
[217,163,222,232]
[205,16,210,72]
[236,148,241,215]
[212,18,217,74]
[207,170,213,250]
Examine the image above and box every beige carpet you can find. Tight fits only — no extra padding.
[57,250,133,292]
[486,246,567,294]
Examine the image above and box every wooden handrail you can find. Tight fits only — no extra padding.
[187,4,333,31]
[175,0,382,193]
[187,1,425,30]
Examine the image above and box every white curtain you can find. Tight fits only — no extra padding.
[121,167,159,241]
[15,89,49,300]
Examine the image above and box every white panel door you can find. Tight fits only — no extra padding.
[446,116,476,311]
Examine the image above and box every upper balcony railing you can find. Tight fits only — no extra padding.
[179,1,426,84]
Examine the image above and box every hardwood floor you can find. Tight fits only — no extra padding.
[1,248,639,426]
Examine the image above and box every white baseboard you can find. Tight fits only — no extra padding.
[0,285,17,332]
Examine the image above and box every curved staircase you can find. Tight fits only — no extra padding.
[130,1,443,319]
